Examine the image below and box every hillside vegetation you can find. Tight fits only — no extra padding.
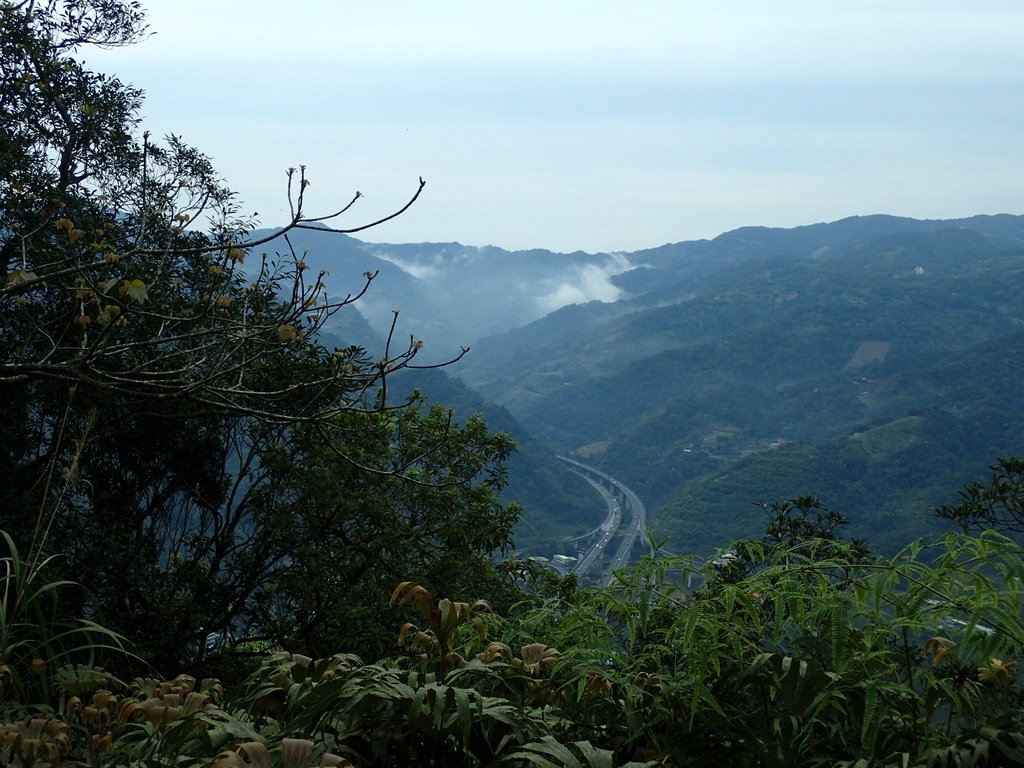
[457,219,1024,554]
[7,3,1024,765]
[240,216,1024,556]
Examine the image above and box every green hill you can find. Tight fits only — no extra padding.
[454,218,1024,555]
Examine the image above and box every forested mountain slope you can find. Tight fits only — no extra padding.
[385,368,598,553]
[313,326,599,555]
[255,216,1024,556]
[455,218,1024,554]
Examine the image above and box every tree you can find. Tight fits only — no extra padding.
[935,457,1024,534]
[234,403,520,663]
[1,1,447,420]
[1,0,520,674]
[37,391,521,673]
[706,496,870,585]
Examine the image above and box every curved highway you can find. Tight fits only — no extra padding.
[566,472,621,577]
[558,457,648,584]
[605,479,647,582]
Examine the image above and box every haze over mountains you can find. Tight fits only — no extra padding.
[255,214,1024,557]
[251,226,633,355]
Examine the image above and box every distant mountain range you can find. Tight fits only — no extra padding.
[247,226,633,356]
[253,214,1024,556]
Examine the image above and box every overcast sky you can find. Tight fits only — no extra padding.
[86,1,1024,253]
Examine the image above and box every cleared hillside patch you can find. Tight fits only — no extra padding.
[845,340,891,368]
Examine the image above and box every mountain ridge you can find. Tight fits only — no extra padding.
[257,214,1024,556]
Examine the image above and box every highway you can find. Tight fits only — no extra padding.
[558,457,648,584]
[566,472,621,577]
[604,478,647,583]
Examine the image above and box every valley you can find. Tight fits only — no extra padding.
[255,214,1024,560]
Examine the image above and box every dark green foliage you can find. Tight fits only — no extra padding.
[385,366,602,552]
[4,483,1024,766]
[937,458,1024,534]
[6,4,1024,765]
[1,0,524,681]
[0,530,129,712]
[235,403,521,664]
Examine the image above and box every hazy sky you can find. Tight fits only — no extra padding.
[86,2,1024,253]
